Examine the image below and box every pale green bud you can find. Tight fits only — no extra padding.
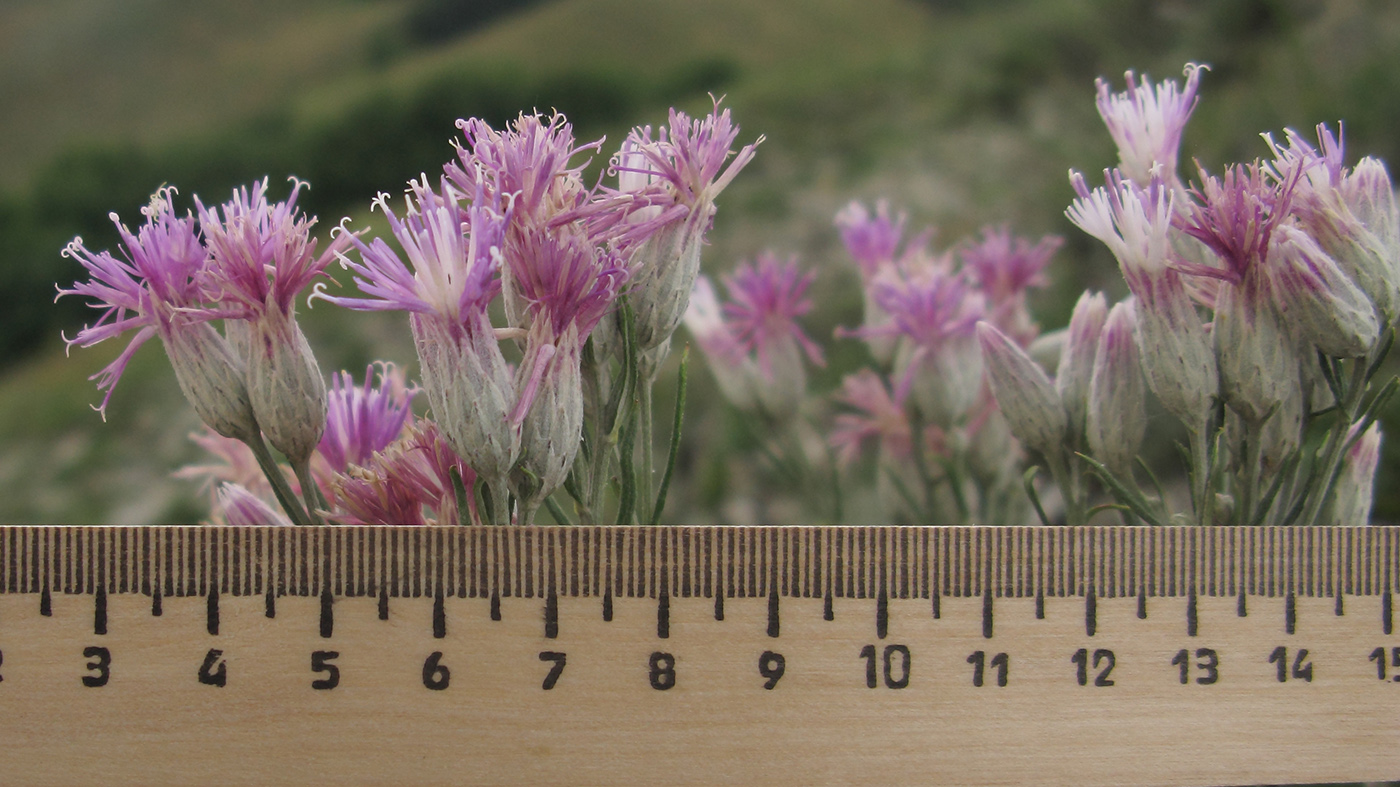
[976,321,1067,456]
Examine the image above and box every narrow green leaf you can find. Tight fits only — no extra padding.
[1076,452,1168,527]
[1022,466,1052,527]
[650,345,689,525]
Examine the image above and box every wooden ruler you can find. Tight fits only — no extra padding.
[0,525,1396,786]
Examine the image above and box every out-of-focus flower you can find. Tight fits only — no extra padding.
[976,321,1067,457]
[829,369,912,466]
[1095,63,1207,187]
[175,427,271,519]
[1327,422,1382,525]
[1068,172,1217,429]
[58,187,260,440]
[198,177,349,464]
[959,227,1060,300]
[860,257,986,427]
[835,200,908,281]
[684,254,824,420]
[218,483,293,526]
[1086,300,1146,475]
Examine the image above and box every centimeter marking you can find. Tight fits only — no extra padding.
[1,526,1396,639]
[4,525,1396,601]
[5,523,1394,596]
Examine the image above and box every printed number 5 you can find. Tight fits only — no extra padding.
[312,650,340,690]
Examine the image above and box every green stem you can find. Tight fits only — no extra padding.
[244,434,311,526]
[650,347,688,526]
[1189,420,1212,527]
[290,457,324,525]
[1045,449,1082,526]
[1299,360,1368,527]
[1238,418,1264,527]
[640,380,655,523]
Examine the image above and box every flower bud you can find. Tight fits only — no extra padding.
[1327,422,1381,525]
[1213,276,1296,425]
[246,313,327,465]
[976,321,1067,456]
[164,321,260,442]
[511,322,586,519]
[631,220,707,351]
[1257,370,1304,476]
[1130,271,1218,428]
[411,313,520,490]
[1270,224,1379,358]
[1086,300,1146,475]
[1057,291,1109,443]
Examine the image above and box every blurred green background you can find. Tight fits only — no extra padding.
[4,0,1400,525]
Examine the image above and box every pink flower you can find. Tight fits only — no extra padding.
[58,187,259,438]
[958,226,1060,304]
[329,421,476,525]
[318,362,418,474]
[684,254,824,419]
[721,252,824,378]
[835,201,908,280]
[1095,63,1207,186]
[317,177,520,494]
[449,112,601,231]
[589,98,762,351]
[196,177,349,320]
[829,370,913,466]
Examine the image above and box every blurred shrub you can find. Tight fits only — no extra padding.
[404,0,552,46]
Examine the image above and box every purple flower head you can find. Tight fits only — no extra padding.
[1068,169,1179,292]
[508,224,629,340]
[720,253,825,379]
[313,176,506,339]
[330,421,476,525]
[218,483,293,526]
[58,187,212,416]
[197,177,350,319]
[834,200,909,280]
[866,259,985,352]
[1095,63,1207,185]
[1175,161,1296,287]
[449,112,602,229]
[601,97,762,242]
[958,226,1061,303]
[318,362,419,474]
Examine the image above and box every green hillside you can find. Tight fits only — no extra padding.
[3,0,1400,523]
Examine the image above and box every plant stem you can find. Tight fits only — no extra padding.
[1045,449,1082,526]
[640,380,655,523]
[244,434,312,525]
[291,458,324,525]
[1299,360,1368,527]
[1238,418,1264,527]
[1189,419,1212,527]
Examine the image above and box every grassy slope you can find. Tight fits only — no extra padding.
[3,0,1400,522]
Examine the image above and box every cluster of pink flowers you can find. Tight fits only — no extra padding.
[63,99,759,525]
[61,66,1393,526]
[978,63,1396,526]
[827,205,1061,522]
